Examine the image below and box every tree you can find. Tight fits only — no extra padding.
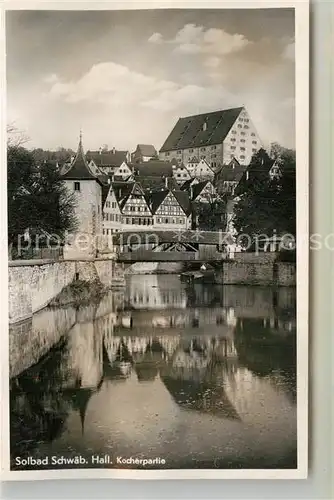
[8,145,78,249]
[233,148,296,246]
[193,195,226,231]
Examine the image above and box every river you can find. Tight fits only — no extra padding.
[10,274,297,470]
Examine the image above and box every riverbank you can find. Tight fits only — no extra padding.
[49,279,108,307]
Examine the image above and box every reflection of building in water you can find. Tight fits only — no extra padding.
[223,366,296,429]
[61,322,103,389]
[125,275,188,310]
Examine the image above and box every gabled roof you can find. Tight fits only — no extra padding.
[134,160,173,177]
[160,107,244,152]
[86,150,129,168]
[187,156,199,164]
[215,164,247,183]
[61,134,102,185]
[135,144,157,157]
[191,180,215,201]
[173,190,192,216]
[137,176,178,192]
[180,178,195,191]
[118,182,147,211]
[146,189,191,216]
[111,181,135,206]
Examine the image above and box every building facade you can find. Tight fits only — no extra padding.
[159,106,262,168]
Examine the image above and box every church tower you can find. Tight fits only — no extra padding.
[61,132,103,258]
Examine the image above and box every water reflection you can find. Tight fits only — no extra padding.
[10,274,297,470]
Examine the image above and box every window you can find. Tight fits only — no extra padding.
[111,214,114,221]
[74,182,80,191]
[126,218,130,224]
[189,148,194,153]
[240,147,245,151]
[177,173,181,177]
[241,131,246,136]
[240,139,246,143]
[112,202,116,208]
[231,146,236,150]
[252,140,257,145]
[239,118,243,122]
[166,152,170,156]
[177,150,181,155]
[172,218,176,224]
[237,124,242,128]
[231,130,237,134]
[231,138,236,142]
[132,218,136,225]
[165,218,169,224]
[244,125,249,129]
[244,118,249,123]
[211,145,217,150]
[179,218,184,224]
[103,229,105,235]
[251,132,256,136]
[200,147,206,152]
[240,155,245,159]
[252,148,257,153]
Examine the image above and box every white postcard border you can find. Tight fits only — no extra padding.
[0,0,309,481]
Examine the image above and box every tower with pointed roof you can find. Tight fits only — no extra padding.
[61,132,103,258]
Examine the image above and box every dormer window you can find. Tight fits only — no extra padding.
[203,121,207,132]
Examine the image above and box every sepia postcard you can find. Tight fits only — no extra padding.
[1,0,309,480]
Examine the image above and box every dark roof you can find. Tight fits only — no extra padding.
[135,144,157,157]
[191,180,212,200]
[145,189,191,216]
[118,183,147,210]
[61,137,102,185]
[173,190,192,216]
[148,190,169,214]
[215,164,247,183]
[136,176,178,192]
[160,107,244,152]
[111,182,135,206]
[134,160,173,177]
[180,178,196,191]
[112,230,233,245]
[87,150,128,167]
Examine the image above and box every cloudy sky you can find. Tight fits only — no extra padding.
[6,8,295,152]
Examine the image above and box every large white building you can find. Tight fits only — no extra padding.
[159,106,262,168]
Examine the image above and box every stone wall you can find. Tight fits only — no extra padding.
[9,260,76,324]
[215,254,296,286]
[8,257,122,324]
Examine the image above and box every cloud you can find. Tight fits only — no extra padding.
[43,73,59,84]
[46,61,238,115]
[148,32,163,44]
[148,23,250,56]
[204,56,221,69]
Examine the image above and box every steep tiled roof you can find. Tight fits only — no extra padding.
[134,160,173,177]
[173,190,192,216]
[136,144,157,157]
[191,181,212,200]
[215,164,247,183]
[136,176,178,192]
[87,150,128,168]
[61,136,102,185]
[111,182,135,206]
[160,107,243,152]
